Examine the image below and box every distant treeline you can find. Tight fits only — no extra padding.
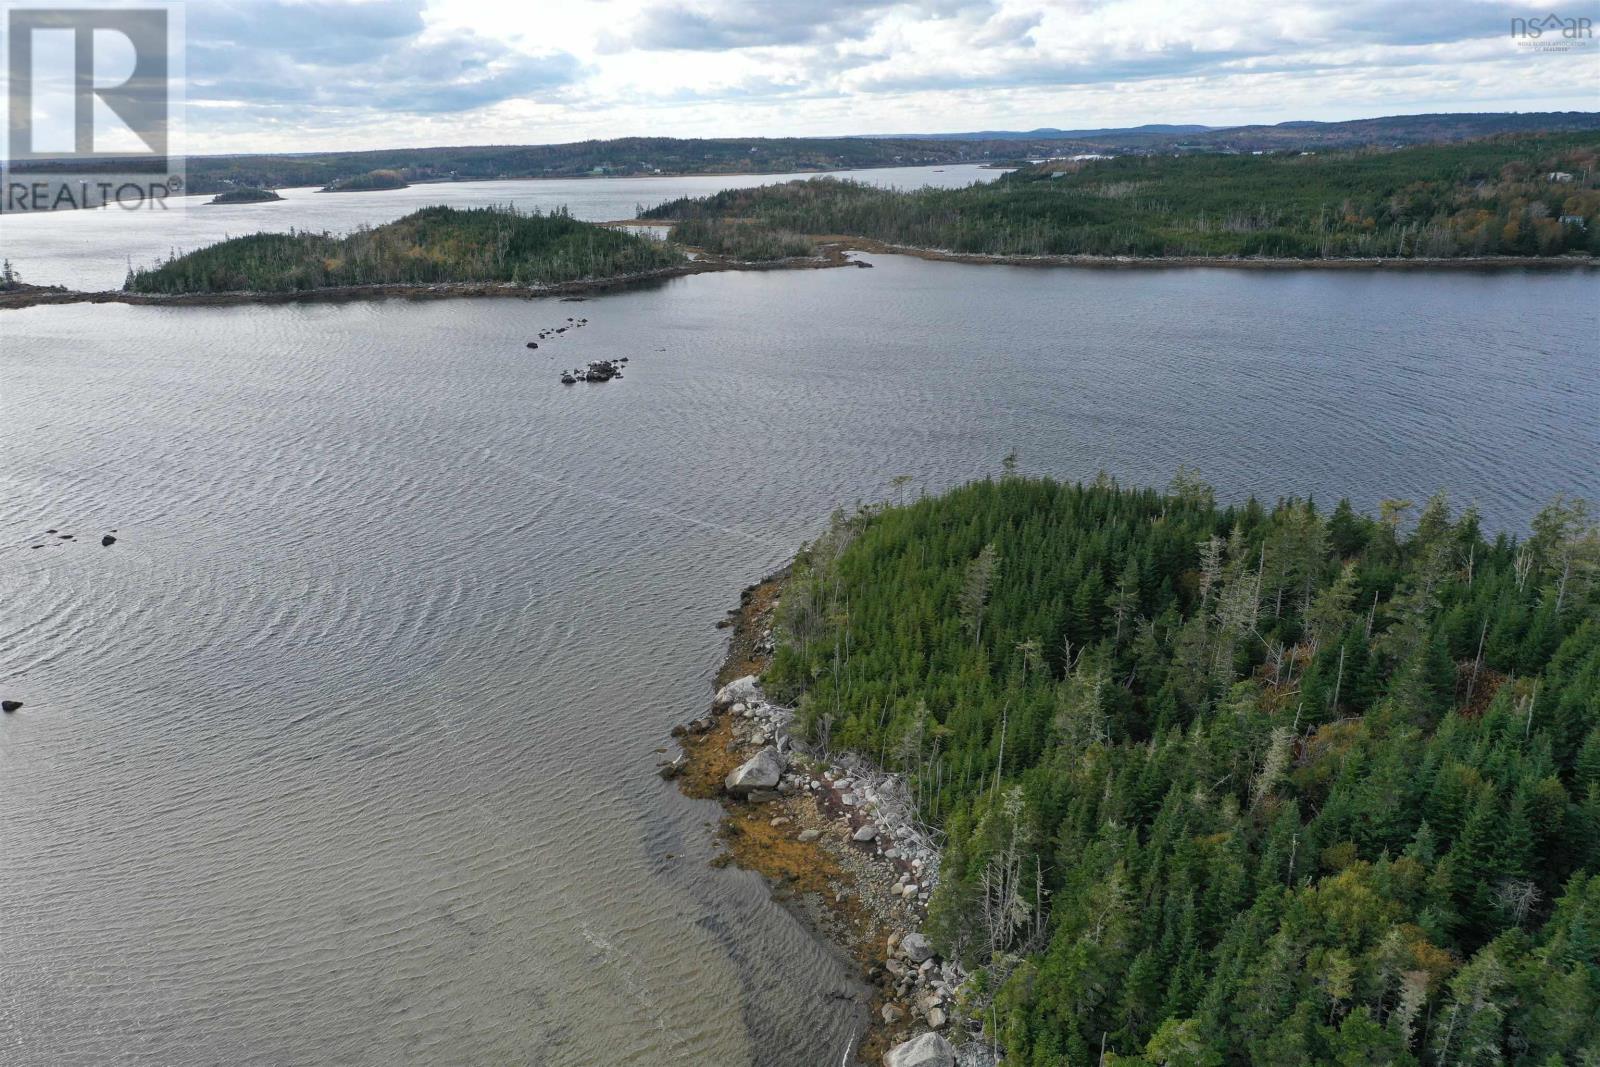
[6,115,1594,211]
[176,137,1006,196]
[642,134,1600,259]
[123,206,683,294]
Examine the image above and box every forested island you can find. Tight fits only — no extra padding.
[761,471,1598,1064]
[207,187,283,205]
[643,133,1600,260]
[123,206,682,294]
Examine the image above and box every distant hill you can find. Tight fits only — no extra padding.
[875,124,1215,141]
[174,136,1008,196]
[874,112,1600,152]
[1158,111,1600,150]
[18,112,1600,210]
[176,115,1600,196]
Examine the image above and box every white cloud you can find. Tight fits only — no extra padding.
[170,0,1599,152]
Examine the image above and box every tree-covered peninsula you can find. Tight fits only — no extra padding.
[123,206,684,294]
[321,169,409,193]
[643,133,1600,259]
[765,472,1599,1064]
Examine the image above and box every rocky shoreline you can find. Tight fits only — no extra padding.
[665,572,995,1067]
[805,236,1600,272]
[0,248,866,312]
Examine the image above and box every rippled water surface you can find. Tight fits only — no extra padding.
[0,215,1596,1066]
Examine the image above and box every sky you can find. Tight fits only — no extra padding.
[18,0,1600,154]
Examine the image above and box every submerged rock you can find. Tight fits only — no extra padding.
[884,1032,955,1067]
[724,746,783,795]
[101,534,116,546]
[1,699,20,713]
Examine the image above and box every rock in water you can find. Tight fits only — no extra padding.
[101,535,116,546]
[900,932,934,963]
[713,675,759,709]
[1,699,21,713]
[724,747,783,795]
[883,1032,955,1067]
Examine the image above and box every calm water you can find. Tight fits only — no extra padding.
[1,206,1597,1066]
[0,163,1003,292]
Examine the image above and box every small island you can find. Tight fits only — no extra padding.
[321,169,409,193]
[207,187,284,205]
[122,205,685,295]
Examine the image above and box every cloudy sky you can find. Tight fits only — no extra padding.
[159,0,1600,151]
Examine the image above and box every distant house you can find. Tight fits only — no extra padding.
[1548,171,1575,182]
[1558,214,1588,229]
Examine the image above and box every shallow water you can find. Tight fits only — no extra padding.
[0,247,1595,1065]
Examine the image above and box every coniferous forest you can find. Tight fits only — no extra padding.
[765,471,1600,1064]
[644,134,1600,259]
[123,206,684,294]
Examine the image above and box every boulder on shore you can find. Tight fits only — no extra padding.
[883,1032,955,1067]
[724,747,783,795]
[713,675,760,709]
[900,932,934,963]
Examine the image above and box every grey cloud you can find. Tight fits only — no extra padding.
[614,0,999,52]
[624,0,893,49]
[855,1,1544,95]
[1318,1,1543,47]
[186,0,580,113]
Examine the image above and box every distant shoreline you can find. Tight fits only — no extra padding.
[0,250,866,310]
[3,246,1592,311]
[818,239,1600,273]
